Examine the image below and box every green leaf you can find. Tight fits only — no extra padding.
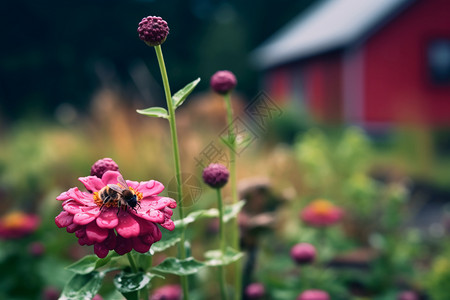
[136,107,169,119]
[174,208,219,228]
[173,200,245,229]
[65,255,98,275]
[204,247,244,267]
[172,78,201,108]
[223,200,246,222]
[60,271,105,300]
[152,257,205,276]
[65,252,117,274]
[150,234,182,254]
[114,272,156,294]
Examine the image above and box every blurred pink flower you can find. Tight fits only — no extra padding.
[297,289,330,300]
[245,283,265,299]
[55,171,176,258]
[151,284,182,300]
[290,243,316,265]
[210,70,237,94]
[300,199,343,227]
[0,211,40,239]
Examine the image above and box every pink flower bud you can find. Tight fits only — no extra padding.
[202,163,230,189]
[210,70,237,94]
[138,16,169,47]
[90,158,119,178]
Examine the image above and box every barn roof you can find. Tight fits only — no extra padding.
[251,0,414,69]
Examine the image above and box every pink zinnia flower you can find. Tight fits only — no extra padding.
[0,211,40,239]
[300,199,343,227]
[55,171,177,258]
[151,284,182,300]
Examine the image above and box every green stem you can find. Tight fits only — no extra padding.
[217,188,227,300]
[127,252,138,273]
[223,92,242,300]
[154,44,189,300]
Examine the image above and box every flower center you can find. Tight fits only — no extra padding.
[310,200,334,215]
[1,212,28,229]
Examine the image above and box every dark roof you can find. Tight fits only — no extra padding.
[251,0,414,69]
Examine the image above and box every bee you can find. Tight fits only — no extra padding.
[99,175,140,214]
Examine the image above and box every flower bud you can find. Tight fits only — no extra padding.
[138,16,169,47]
[202,163,230,189]
[210,70,237,94]
[297,290,330,300]
[90,158,119,178]
[291,243,316,265]
[245,283,265,299]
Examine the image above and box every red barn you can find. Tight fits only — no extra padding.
[251,0,450,129]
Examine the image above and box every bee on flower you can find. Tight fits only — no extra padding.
[55,160,177,258]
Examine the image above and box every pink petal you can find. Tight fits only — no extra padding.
[139,233,155,245]
[140,196,177,211]
[103,230,117,250]
[96,208,119,229]
[135,218,158,235]
[73,207,100,225]
[94,243,109,258]
[55,211,73,228]
[57,188,95,206]
[116,212,140,238]
[63,201,85,215]
[75,227,86,238]
[114,235,133,255]
[101,171,121,186]
[163,206,174,218]
[133,209,165,223]
[126,180,139,190]
[138,180,165,197]
[79,176,105,192]
[66,223,81,233]
[132,236,152,253]
[160,218,175,231]
[86,222,109,243]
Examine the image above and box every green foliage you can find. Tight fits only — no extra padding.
[60,272,104,300]
[151,257,205,276]
[136,107,169,119]
[426,256,450,300]
[172,78,201,109]
[204,247,243,267]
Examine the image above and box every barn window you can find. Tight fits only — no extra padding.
[428,39,450,85]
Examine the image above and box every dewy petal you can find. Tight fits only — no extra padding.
[116,212,140,238]
[132,208,165,223]
[86,222,109,243]
[73,207,101,225]
[138,180,165,198]
[96,208,119,229]
[55,211,74,228]
[160,218,175,231]
[63,201,85,215]
[140,196,177,211]
[79,176,105,193]
[115,235,133,255]
[101,171,121,186]
[57,188,96,206]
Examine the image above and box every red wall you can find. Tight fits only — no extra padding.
[363,0,450,126]
[304,55,343,123]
